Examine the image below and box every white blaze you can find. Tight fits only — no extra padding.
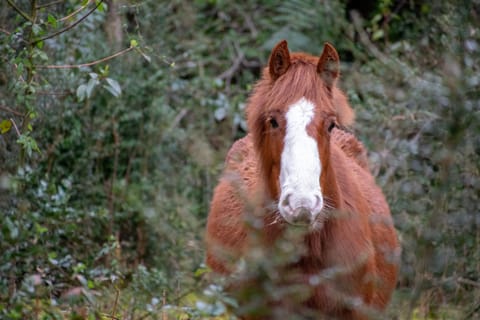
[279,97,323,223]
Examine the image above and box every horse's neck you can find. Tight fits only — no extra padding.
[321,147,344,211]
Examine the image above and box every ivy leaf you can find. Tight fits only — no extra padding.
[104,78,121,97]
[0,119,12,134]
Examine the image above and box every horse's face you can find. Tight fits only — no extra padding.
[249,41,341,227]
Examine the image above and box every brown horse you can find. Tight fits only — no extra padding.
[206,40,400,319]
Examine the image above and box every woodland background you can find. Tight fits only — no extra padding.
[0,0,479,319]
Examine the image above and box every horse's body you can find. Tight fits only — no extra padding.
[206,41,399,319]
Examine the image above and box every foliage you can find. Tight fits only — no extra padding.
[0,0,479,319]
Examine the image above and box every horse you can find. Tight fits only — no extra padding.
[205,40,400,319]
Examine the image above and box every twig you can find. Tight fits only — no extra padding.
[10,118,21,137]
[36,90,71,96]
[0,105,23,116]
[168,108,188,132]
[99,313,120,320]
[162,290,168,320]
[457,277,480,288]
[219,51,244,79]
[218,48,245,81]
[36,0,63,9]
[38,46,135,69]
[107,117,120,239]
[111,287,120,318]
[0,27,11,35]
[463,302,480,320]
[382,0,407,30]
[31,0,104,45]
[6,0,33,22]
[58,0,92,22]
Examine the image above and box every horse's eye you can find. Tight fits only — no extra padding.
[269,118,279,129]
[327,120,336,133]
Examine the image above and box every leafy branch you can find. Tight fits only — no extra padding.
[0,105,24,117]
[31,0,104,45]
[38,46,136,69]
[58,0,93,22]
[6,0,33,22]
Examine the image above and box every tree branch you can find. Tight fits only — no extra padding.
[58,0,92,22]
[37,46,135,69]
[0,105,24,117]
[31,0,104,45]
[0,27,12,35]
[10,118,21,137]
[6,0,33,22]
[36,0,63,9]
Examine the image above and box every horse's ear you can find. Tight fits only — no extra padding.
[269,40,291,81]
[317,42,340,90]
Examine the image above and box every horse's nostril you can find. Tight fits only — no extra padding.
[293,207,311,224]
[281,194,291,208]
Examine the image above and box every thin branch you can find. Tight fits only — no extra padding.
[10,118,21,137]
[31,0,104,45]
[0,105,24,117]
[58,0,92,22]
[457,277,480,288]
[36,90,71,96]
[0,27,11,35]
[6,0,33,22]
[38,46,135,69]
[111,287,120,318]
[36,0,63,9]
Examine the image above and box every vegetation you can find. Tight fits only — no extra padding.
[0,0,478,319]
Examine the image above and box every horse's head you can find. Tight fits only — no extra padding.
[247,40,353,227]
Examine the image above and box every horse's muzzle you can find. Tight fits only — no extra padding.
[279,193,323,225]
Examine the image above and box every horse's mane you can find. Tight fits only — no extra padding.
[332,128,369,170]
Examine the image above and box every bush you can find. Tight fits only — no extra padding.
[0,0,478,319]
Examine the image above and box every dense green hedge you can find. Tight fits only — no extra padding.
[0,0,478,319]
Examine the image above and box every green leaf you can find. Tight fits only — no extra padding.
[32,48,48,61]
[96,1,106,12]
[130,39,138,48]
[17,134,41,157]
[372,29,385,41]
[104,78,121,97]
[32,24,43,36]
[0,119,12,134]
[86,78,100,97]
[76,84,87,101]
[47,13,58,28]
[35,223,48,234]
